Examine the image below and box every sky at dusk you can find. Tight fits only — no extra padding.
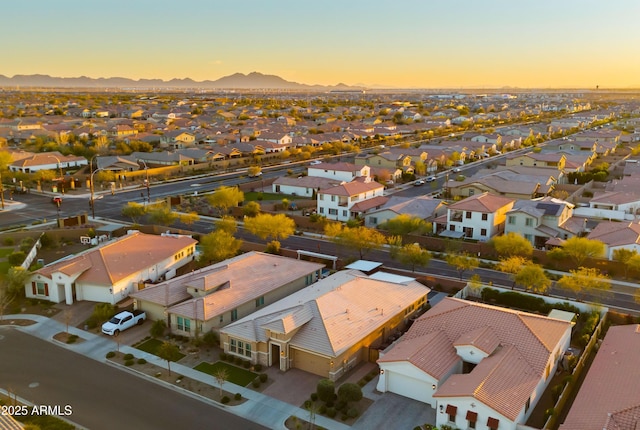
[2,0,639,89]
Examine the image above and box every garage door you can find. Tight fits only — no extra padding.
[387,371,431,403]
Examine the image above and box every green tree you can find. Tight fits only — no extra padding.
[324,224,387,259]
[560,237,605,267]
[0,150,12,209]
[157,341,182,376]
[178,212,200,227]
[4,266,29,298]
[208,186,244,216]
[146,204,178,226]
[414,160,426,176]
[446,252,479,279]
[337,382,363,404]
[199,230,242,265]
[216,216,238,234]
[497,255,530,288]
[316,379,335,402]
[244,213,296,251]
[150,320,167,338]
[627,254,640,278]
[491,232,533,257]
[394,243,432,272]
[514,264,551,294]
[121,202,146,223]
[242,201,261,217]
[557,267,610,301]
[612,248,637,279]
[213,367,229,397]
[248,165,262,177]
[379,214,431,236]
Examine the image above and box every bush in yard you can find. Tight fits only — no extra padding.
[202,330,219,346]
[220,352,227,361]
[304,400,312,409]
[326,407,336,418]
[347,407,359,418]
[125,359,134,366]
[336,400,347,412]
[252,379,261,388]
[341,414,349,421]
[254,363,263,372]
[234,393,242,401]
[318,404,327,415]
[243,360,251,369]
[137,358,147,365]
[86,303,118,329]
[123,353,134,360]
[316,378,335,402]
[325,400,334,408]
[7,251,26,266]
[259,373,268,383]
[106,351,116,359]
[3,237,14,246]
[311,393,318,401]
[221,396,230,404]
[150,320,167,338]
[338,382,363,404]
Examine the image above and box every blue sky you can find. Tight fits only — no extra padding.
[1,0,638,88]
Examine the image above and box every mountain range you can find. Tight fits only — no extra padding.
[0,72,364,90]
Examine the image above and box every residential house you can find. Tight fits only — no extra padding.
[160,130,196,149]
[26,232,197,305]
[506,152,566,171]
[559,324,640,430]
[504,197,576,248]
[95,155,141,172]
[272,175,340,198]
[220,269,429,379]
[377,297,573,430]
[586,221,640,259]
[131,151,194,167]
[308,162,371,182]
[131,252,324,336]
[364,195,446,228]
[446,167,558,200]
[434,192,515,240]
[9,151,88,173]
[318,178,386,222]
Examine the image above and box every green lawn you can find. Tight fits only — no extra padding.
[194,361,258,387]
[0,261,11,276]
[0,247,14,258]
[135,338,186,361]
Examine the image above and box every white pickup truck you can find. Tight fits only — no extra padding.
[101,310,146,336]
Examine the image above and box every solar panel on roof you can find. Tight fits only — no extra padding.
[536,202,560,215]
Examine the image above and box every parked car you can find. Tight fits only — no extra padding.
[453,168,462,173]
[101,310,146,336]
[414,180,425,186]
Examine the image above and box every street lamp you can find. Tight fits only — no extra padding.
[139,160,150,202]
[50,154,64,194]
[89,155,101,219]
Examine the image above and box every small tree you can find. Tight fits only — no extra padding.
[179,212,200,227]
[63,309,74,334]
[198,230,242,265]
[491,232,533,257]
[324,224,387,259]
[446,252,479,279]
[242,201,261,217]
[514,264,551,294]
[612,248,637,279]
[557,267,610,301]
[560,237,605,267]
[157,341,182,376]
[208,186,244,216]
[394,243,432,272]
[337,383,363,404]
[146,204,178,226]
[121,201,146,223]
[150,320,167,338]
[379,214,431,236]
[244,213,296,250]
[215,215,238,234]
[497,256,530,288]
[213,367,229,397]
[316,379,335,402]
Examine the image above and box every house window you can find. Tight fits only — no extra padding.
[331,195,336,202]
[33,281,48,296]
[465,212,471,219]
[481,213,488,221]
[319,194,324,200]
[525,397,531,412]
[229,338,251,357]
[177,316,191,332]
[319,207,324,214]
[219,314,224,323]
[508,215,516,224]
[342,210,348,217]
[466,411,478,429]
[481,228,487,236]
[487,417,499,430]
[370,217,378,225]
[446,405,457,423]
[526,218,534,227]
[255,296,265,307]
[525,234,533,242]
[230,338,237,353]
[231,309,238,322]
[469,189,475,196]
[328,209,338,215]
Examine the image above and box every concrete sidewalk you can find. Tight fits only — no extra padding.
[3,314,350,430]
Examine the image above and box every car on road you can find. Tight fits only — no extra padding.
[425,176,436,182]
[453,168,462,173]
[413,179,425,186]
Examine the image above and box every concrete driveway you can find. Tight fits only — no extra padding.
[353,391,436,430]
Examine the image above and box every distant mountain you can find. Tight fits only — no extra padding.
[0,72,365,90]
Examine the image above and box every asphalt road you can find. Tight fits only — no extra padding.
[0,327,266,430]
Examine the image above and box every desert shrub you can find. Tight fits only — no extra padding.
[86,303,118,329]
[338,383,363,403]
[318,405,327,415]
[303,400,312,409]
[3,237,14,246]
[336,400,347,412]
[311,393,318,401]
[66,334,78,344]
[219,352,227,361]
[254,363,263,372]
[252,379,261,388]
[341,414,349,421]
[125,359,134,366]
[243,360,251,369]
[326,407,336,418]
[7,251,26,266]
[202,330,219,346]
[316,379,335,402]
[123,353,134,360]
[106,351,116,359]
[137,358,147,365]
[221,396,230,404]
[150,320,167,338]
[259,373,268,383]
[347,407,359,418]
[234,393,242,401]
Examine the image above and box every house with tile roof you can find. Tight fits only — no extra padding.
[506,152,566,171]
[131,252,324,337]
[317,178,386,222]
[220,269,429,379]
[559,324,640,430]
[504,197,576,248]
[364,195,446,228]
[586,221,640,259]
[433,192,515,240]
[9,151,88,173]
[25,232,197,305]
[446,167,558,200]
[377,297,573,430]
[308,162,370,182]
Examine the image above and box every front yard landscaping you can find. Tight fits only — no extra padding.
[194,361,258,387]
[134,338,185,361]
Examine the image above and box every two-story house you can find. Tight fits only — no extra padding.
[506,152,566,171]
[308,162,370,182]
[318,178,387,222]
[434,192,515,241]
[504,197,576,248]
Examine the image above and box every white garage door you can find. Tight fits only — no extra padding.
[388,371,431,403]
